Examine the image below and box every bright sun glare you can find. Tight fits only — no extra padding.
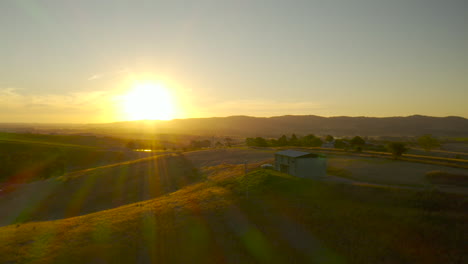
[123,81,174,120]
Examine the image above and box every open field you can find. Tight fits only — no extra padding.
[0,132,128,149]
[0,138,154,185]
[184,148,468,194]
[294,147,468,169]
[0,168,466,264]
[1,147,467,263]
[0,154,201,226]
[408,146,468,160]
[184,148,276,168]
[327,156,468,187]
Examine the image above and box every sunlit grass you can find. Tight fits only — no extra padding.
[1,164,466,263]
[0,153,202,227]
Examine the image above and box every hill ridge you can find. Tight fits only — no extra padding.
[1,114,467,137]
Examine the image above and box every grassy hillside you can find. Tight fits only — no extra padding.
[0,132,128,149]
[0,169,466,263]
[0,154,201,226]
[0,134,155,184]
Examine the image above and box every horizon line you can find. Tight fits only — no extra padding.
[0,114,466,125]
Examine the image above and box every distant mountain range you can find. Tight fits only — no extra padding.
[1,115,467,137]
[94,115,468,137]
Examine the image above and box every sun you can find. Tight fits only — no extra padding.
[122,81,175,120]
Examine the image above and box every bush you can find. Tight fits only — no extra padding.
[417,134,440,152]
[334,139,347,149]
[386,142,407,159]
[350,136,365,147]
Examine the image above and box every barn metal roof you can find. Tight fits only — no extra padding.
[275,149,319,158]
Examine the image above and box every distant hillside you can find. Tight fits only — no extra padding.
[1,115,467,137]
[100,115,468,137]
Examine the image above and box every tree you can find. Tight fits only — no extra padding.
[277,135,288,146]
[301,134,323,147]
[325,135,334,142]
[246,137,268,147]
[417,134,440,152]
[350,136,365,147]
[334,139,347,149]
[269,139,278,146]
[254,137,268,147]
[246,138,255,146]
[224,137,233,147]
[289,134,299,146]
[386,142,408,159]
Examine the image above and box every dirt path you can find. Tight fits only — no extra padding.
[323,174,467,195]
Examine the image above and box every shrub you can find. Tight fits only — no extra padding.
[350,136,365,147]
[417,134,440,152]
[386,142,407,159]
[334,139,347,149]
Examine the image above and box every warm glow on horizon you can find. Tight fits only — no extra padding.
[122,81,175,120]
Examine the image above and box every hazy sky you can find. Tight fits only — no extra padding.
[1,0,467,123]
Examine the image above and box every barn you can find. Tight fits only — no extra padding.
[275,150,326,179]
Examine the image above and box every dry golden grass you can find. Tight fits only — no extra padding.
[0,153,201,226]
[0,168,466,264]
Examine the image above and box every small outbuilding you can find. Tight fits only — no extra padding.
[275,150,326,179]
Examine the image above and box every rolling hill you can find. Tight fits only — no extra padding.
[0,168,466,263]
[97,115,468,137]
[2,115,467,137]
[0,133,156,184]
[0,154,201,226]
[0,115,468,138]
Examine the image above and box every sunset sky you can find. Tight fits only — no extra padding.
[1,0,466,123]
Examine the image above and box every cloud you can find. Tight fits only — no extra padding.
[87,68,131,81]
[0,88,118,123]
[87,74,102,81]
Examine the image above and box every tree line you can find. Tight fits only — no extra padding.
[246,134,367,148]
[246,134,444,159]
[246,134,325,147]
